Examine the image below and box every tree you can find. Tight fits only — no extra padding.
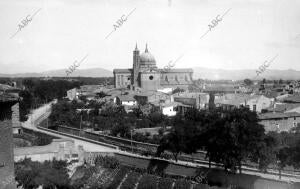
[97,91,108,98]
[255,135,277,172]
[158,107,268,173]
[19,90,33,121]
[15,158,71,189]
[244,78,253,86]
[208,93,215,110]
[156,132,181,161]
[172,87,185,94]
[157,113,203,161]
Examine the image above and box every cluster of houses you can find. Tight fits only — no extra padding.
[67,81,300,133]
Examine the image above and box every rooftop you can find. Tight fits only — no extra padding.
[117,95,136,101]
[283,95,300,103]
[267,103,300,113]
[0,93,19,103]
[259,112,300,120]
[113,69,132,73]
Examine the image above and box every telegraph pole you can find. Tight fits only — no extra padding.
[131,128,133,153]
[79,114,82,137]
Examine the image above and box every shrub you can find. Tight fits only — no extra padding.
[107,167,129,189]
[94,155,119,169]
[137,174,157,189]
[193,183,210,189]
[120,171,140,189]
[158,177,173,189]
[174,179,191,189]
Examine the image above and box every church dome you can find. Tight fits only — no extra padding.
[139,44,156,64]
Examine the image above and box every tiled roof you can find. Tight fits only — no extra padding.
[113,69,132,73]
[267,103,300,112]
[117,95,136,101]
[203,86,236,93]
[259,112,300,120]
[215,93,251,106]
[283,95,300,103]
[0,93,19,103]
[160,80,192,85]
[159,68,193,73]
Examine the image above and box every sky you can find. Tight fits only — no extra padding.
[0,0,299,74]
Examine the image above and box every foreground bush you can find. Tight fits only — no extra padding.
[193,183,210,189]
[174,179,191,189]
[137,174,157,189]
[158,177,173,189]
[94,155,119,169]
[107,167,129,189]
[120,171,140,189]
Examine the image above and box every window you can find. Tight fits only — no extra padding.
[294,117,296,120]
[165,76,168,82]
[185,75,189,81]
[253,105,256,112]
[72,154,78,158]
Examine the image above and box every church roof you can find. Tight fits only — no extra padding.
[113,69,132,73]
[139,44,156,64]
[159,68,193,73]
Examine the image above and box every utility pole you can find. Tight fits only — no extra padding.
[79,114,82,137]
[131,128,133,153]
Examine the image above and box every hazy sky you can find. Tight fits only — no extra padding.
[0,0,300,74]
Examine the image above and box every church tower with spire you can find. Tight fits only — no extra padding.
[113,42,193,91]
[132,43,140,88]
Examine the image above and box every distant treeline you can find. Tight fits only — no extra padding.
[0,77,114,86]
[0,77,113,122]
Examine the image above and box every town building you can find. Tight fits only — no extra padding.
[115,95,137,106]
[214,94,274,113]
[14,138,85,163]
[113,44,193,91]
[174,92,209,110]
[0,84,22,134]
[259,112,300,132]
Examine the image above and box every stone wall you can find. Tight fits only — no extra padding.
[11,103,21,134]
[0,119,16,189]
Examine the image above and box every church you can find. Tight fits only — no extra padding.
[113,44,193,91]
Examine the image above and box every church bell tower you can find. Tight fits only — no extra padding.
[133,43,140,88]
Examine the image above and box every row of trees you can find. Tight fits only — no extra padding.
[15,158,71,189]
[49,99,168,142]
[157,108,300,174]
[19,79,81,121]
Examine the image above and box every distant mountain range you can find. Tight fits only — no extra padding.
[0,68,113,78]
[193,67,300,80]
[1,67,300,80]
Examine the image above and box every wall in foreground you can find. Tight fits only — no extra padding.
[113,153,300,189]
[0,119,16,189]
